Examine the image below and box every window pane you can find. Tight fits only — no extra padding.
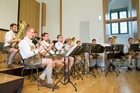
[119,11,127,18]
[111,23,119,34]
[111,12,118,19]
[120,22,127,33]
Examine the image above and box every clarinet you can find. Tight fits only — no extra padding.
[33,37,52,56]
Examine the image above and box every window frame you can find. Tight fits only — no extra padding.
[110,7,129,35]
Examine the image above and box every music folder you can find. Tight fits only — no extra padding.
[65,44,78,56]
[130,44,139,52]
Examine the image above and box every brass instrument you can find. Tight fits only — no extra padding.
[12,21,28,48]
[135,39,140,55]
[129,39,140,55]
[71,37,76,42]
[112,36,117,44]
[135,39,140,44]
[33,37,52,56]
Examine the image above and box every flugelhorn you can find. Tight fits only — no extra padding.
[33,36,52,56]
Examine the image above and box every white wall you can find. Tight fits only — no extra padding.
[36,0,60,40]
[62,0,104,43]
[0,0,18,30]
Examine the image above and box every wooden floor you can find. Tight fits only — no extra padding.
[21,68,140,93]
[0,61,140,93]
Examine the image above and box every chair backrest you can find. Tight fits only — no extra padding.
[19,51,26,67]
[0,42,4,53]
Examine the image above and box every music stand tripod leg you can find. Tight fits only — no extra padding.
[52,56,77,91]
[72,58,83,81]
[93,59,102,73]
[105,64,110,77]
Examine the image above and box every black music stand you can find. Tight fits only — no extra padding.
[68,46,85,81]
[52,45,79,91]
[104,44,123,76]
[82,43,96,78]
[126,44,140,72]
[90,45,105,72]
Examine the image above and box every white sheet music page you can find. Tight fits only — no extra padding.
[99,43,110,47]
[66,44,77,56]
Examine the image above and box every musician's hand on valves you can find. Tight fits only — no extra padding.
[49,43,54,48]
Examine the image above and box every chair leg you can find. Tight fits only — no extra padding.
[30,69,33,82]
[36,68,39,90]
[21,68,25,76]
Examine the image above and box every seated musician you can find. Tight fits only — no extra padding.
[3,23,20,68]
[89,39,103,66]
[65,38,82,64]
[55,35,74,73]
[123,37,140,70]
[18,27,59,89]
[107,37,122,65]
[39,32,63,77]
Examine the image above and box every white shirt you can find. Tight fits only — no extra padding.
[55,41,65,54]
[40,40,55,55]
[18,37,38,59]
[64,43,71,52]
[123,44,130,54]
[4,30,16,47]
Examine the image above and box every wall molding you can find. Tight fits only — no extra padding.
[0,28,9,31]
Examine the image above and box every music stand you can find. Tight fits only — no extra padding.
[52,45,79,91]
[104,44,123,76]
[81,43,92,53]
[126,44,140,72]
[81,43,96,78]
[90,45,105,72]
[68,46,85,81]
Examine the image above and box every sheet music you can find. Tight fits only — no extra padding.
[99,43,110,47]
[65,44,77,56]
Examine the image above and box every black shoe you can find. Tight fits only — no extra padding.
[127,67,132,70]
[136,67,140,71]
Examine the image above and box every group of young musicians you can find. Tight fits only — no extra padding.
[2,23,140,89]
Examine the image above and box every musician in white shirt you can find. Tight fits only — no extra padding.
[107,37,121,65]
[90,39,103,65]
[65,38,82,63]
[3,23,20,68]
[124,38,140,70]
[39,33,64,74]
[18,27,59,89]
[55,35,74,73]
